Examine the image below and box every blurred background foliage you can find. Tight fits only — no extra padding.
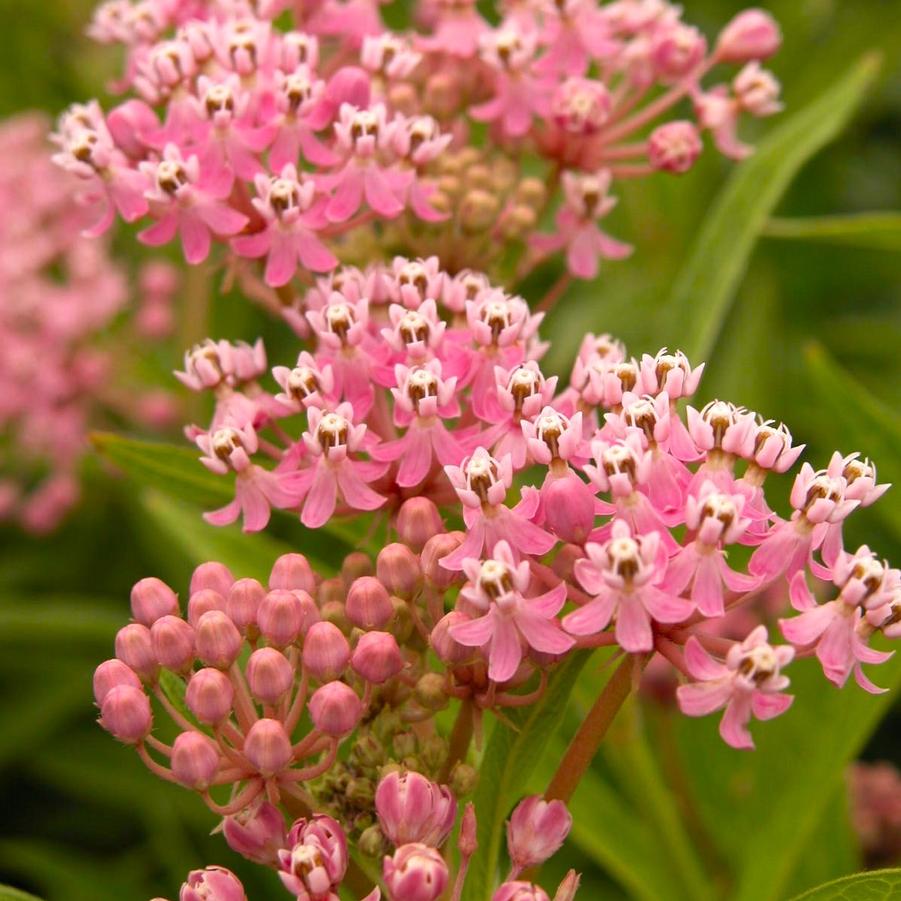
[0,0,899,899]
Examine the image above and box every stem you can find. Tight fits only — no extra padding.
[535,272,572,315]
[544,655,638,804]
[440,699,473,782]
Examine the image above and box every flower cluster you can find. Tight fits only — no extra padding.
[55,0,782,289]
[0,113,178,533]
[96,260,897,898]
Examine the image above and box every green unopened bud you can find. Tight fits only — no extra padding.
[460,190,500,233]
[515,177,547,208]
[393,732,417,759]
[318,577,345,606]
[359,824,388,858]
[419,734,448,772]
[500,205,537,240]
[464,163,493,190]
[451,762,478,797]
[341,551,373,588]
[414,672,448,711]
[390,595,414,643]
[320,600,351,634]
[346,776,375,805]
[352,733,385,769]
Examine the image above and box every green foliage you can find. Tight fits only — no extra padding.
[764,214,901,251]
[788,869,901,901]
[0,883,42,900]
[662,53,881,361]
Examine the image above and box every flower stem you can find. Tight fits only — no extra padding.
[544,655,637,804]
[440,698,474,782]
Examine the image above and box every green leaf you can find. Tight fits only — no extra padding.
[787,869,901,901]
[672,652,901,901]
[662,53,881,362]
[803,341,901,541]
[0,597,120,646]
[0,885,42,901]
[764,213,901,250]
[462,651,592,900]
[92,432,233,508]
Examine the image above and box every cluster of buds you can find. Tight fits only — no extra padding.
[96,260,897,898]
[0,113,179,533]
[53,0,783,289]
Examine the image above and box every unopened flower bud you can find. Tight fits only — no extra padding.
[195,610,242,668]
[430,612,475,665]
[115,623,159,681]
[100,685,152,743]
[318,576,345,607]
[131,577,179,626]
[258,589,319,647]
[342,551,374,587]
[187,588,226,625]
[186,667,235,724]
[460,802,478,857]
[269,553,316,594]
[320,598,351,633]
[303,621,351,681]
[277,815,348,899]
[500,205,537,240]
[553,870,581,901]
[552,544,583,582]
[393,732,417,759]
[352,631,404,684]
[383,844,449,901]
[347,776,376,805]
[347,576,394,630]
[493,882,550,901]
[515,178,547,209]
[171,730,220,790]
[247,647,294,704]
[396,498,444,551]
[226,578,265,632]
[308,682,363,736]
[223,801,287,866]
[244,718,293,776]
[648,121,703,174]
[376,770,457,847]
[414,672,448,711]
[421,533,464,590]
[180,866,245,901]
[359,823,388,857]
[716,9,781,63]
[378,543,422,599]
[451,762,478,797]
[507,795,572,870]
[541,473,597,543]
[460,189,500,232]
[151,615,195,671]
[93,659,141,706]
[190,562,234,598]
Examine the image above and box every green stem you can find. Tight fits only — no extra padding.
[440,699,474,783]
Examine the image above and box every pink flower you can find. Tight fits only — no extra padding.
[277,815,348,901]
[293,403,387,528]
[648,121,704,174]
[676,627,794,749]
[180,867,246,901]
[175,339,267,392]
[534,0,616,77]
[716,9,782,63]
[383,843,449,901]
[232,166,337,286]
[531,170,632,279]
[664,482,759,616]
[272,352,339,412]
[269,67,338,171]
[449,540,574,682]
[506,795,572,871]
[417,0,488,58]
[563,520,692,653]
[375,771,457,847]
[138,144,248,264]
[370,361,466,487]
[441,448,556,570]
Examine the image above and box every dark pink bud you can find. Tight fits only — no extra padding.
[100,685,152,743]
[246,648,294,704]
[302,621,351,681]
[352,631,404,684]
[342,551,374,587]
[226,578,266,632]
[269,553,315,594]
[375,771,457,847]
[648,121,703,174]
[195,611,242,668]
[244,718,293,776]
[308,682,363,736]
[460,802,478,857]
[190,562,235,598]
[171,731,221,790]
[553,870,580,901]
[716,9,781,62]
[506,795,572,870]
[493,882,550,901]
[187,588,227,625]
[396,498,444,551]
[180,866,246,901]
[115,623,159,681]
[421,533,464,590]
[326,65,371,110]
[186,668,235,724]
[151,615,195,671]
[277,815,348,899]
[541,473,597,544]
[383,843,448,901]
[131,577,179,626]
[93,659,141,706]
[377,543,422,599]
[346,576,393,630]
[224,801,287,866]
[258,589,319,647]
[430,612,476,666]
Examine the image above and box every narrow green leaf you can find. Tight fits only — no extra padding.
[663,53,881,361]
[787,868,901,901]
[0,597,120,645]
[803,341,901,540]
[764,213,901,250]
[0,886,42,901]
[462,651,592,901]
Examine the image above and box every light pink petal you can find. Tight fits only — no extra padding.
[562,592,616,636]
[450,613,494,648]
[750,691,793,721]
[642,585,693,624]
[326,169,364,222]
[615,594,653,653]
[301,465,338,528]
[527,583,568,617]
[854,665,888,695]
[364,167,404,218]
[336,462,385,511]
[203,497,241,526]
[663,545,698,595]
[488,614,523,683]
[180,215,211,264]
[431,422,466,466]
[788,570,816,611]
[816,617,854,687]
[297,233,338,273]
[676,678,733,716]
[566,227,600,280]
[232,230,271,258]
[517,610,575,656]
[264,234,298,287]
[499,508,556,556]
[198,202,248,235]
[138,214,178,247]
[573,558,607,596]
[440,521,486,571]
[779,604,836,647]
[395,427,433,488]
[683,636,729,681]
[719,695,755,749]
[692,555,724,617]
[718,557,759,593]
[237,478,271,532]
